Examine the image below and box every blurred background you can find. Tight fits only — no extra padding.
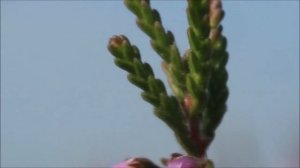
[1,1,299,167]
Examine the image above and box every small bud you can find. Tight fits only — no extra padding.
[108,35,124,49]
[210,10,223,28]
[210,0,222,11]
[108,35,130,56]
[183,94,194,113]
[209,0,223,28]
[167,155,206,168]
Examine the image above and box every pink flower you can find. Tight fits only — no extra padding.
[167,155,206,168]
[113,159,129,168]
[113,157,159,168]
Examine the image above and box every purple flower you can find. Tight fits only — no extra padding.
[167,155,206,168]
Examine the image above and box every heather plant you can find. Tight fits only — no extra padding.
[108,0,228,167]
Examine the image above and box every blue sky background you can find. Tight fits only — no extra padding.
[1,1,299,167]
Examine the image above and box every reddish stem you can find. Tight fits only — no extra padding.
[182,95,211,158]
[188,117,212,158]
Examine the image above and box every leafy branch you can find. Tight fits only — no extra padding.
[107,0,229,165]
[125,0,187,100]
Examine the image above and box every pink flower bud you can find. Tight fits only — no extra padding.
[210,0,222,11]
[209,0,224,28]
[183,95,193,113]
[167,155,206,168]
[107,35,130,56]
[108,35,126,49]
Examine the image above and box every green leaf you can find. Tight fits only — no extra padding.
[140,0,154,24]
[143,62,154,76]
[132,45,141,60]
[148,76,165,95]
[150,40,169,61]
[127,74,148,91]
[136,20,155,38]
[213,36,227,51]
[187,53,199,73]
[155,79,167,93]
[187,6,198,29]
[154,106,169,121]
[186,74,198,97]
[141,92,159,106]
[122,40,134,60]
[154,21,167,46]
[159,93,171,112]
[166,30,175,44]
[170,44,183,69]
[114,59,134,74]
[187,28,199,52]
[132,58,145,77]
[124,0,141,17]
[152,9,161,23]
